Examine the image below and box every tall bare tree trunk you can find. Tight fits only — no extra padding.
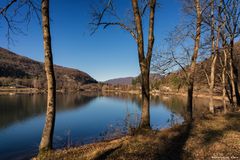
[229,43,237,107]
[140,68,150,128]
[227,64,235,105]
[39,0,56,153]
[209,56,217,113]
[132,0,156,129]
[220,14,227,111]
[209,0,216,113]
[222,48,227,113]
[186,0,201,121]
[233,63,240,106]
[230,36,240,106]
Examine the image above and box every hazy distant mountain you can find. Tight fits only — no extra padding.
[105,74,162,85]
[105,77,134,85]
[0,47,97,90]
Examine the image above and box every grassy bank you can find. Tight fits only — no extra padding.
[183,112,240,159]
[34,124,190,160]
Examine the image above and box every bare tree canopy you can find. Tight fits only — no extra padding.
[0,0,41,44]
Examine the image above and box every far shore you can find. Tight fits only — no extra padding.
[0,86,228,102]
[0,87,42,95]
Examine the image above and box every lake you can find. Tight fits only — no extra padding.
[0,93,188,160]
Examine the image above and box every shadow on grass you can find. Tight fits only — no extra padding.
[92,123,193,160]
[225,112,240,131]
[201,112,240,145]
[88,113,239,160]
[95,145,122,160]
[155,123,193,160]
[202,129,223,145]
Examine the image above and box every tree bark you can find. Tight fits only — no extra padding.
[209,0,216,113]
[140,67,150,128]
[233,63,240,106]
[209,56,217,113]
[187,83,193,121]
[230,37,240,106]
[186,0,201,121]
[229,42,237,107]
[39,0,56,153]
[132,0,156,129]
[222,49,227,113]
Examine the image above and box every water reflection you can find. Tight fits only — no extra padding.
[0,93,193,160]
[0,93,97,130]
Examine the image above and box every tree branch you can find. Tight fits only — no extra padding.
[90,22,137,42]
[132,0,145,62]
[0,0,17,15]
[146,0,156,63]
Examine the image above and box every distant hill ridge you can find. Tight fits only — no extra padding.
[105,77,134,85]
[0,47,97,90]
[105,74,162,85]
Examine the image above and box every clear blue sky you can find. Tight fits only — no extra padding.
[0,0,182,81]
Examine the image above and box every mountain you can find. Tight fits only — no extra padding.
[105,77,134,85]
[105,74,162,85]
[0,47,97,90]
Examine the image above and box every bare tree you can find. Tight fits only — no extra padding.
[201,0,223,113]
[0,0,56,154]
[39,0,56,153]
[223,0,240,107]
[151,25,193,78]
[202,0,240,112]
[221,37,228,113]
[186,0,202,121]
[207,0,217,113]
[154,0,206,120]
[90,0,156,129]
[0,0,41,45]
[217,0,228,113]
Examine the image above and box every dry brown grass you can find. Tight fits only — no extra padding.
[33,137,128,160]
[183,112,240,160]
[33,124,190,160]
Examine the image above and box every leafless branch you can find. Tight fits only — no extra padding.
[0,0,17,15]
[89,0,153,43]
[0,0,41,45]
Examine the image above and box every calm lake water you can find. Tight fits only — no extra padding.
[0,93,188,160]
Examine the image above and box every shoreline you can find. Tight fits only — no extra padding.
[0,87,227,102]
[33,123,190,160]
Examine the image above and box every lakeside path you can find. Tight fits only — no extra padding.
[33,112,240,160]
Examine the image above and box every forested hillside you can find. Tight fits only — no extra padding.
[0,47,97,90]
